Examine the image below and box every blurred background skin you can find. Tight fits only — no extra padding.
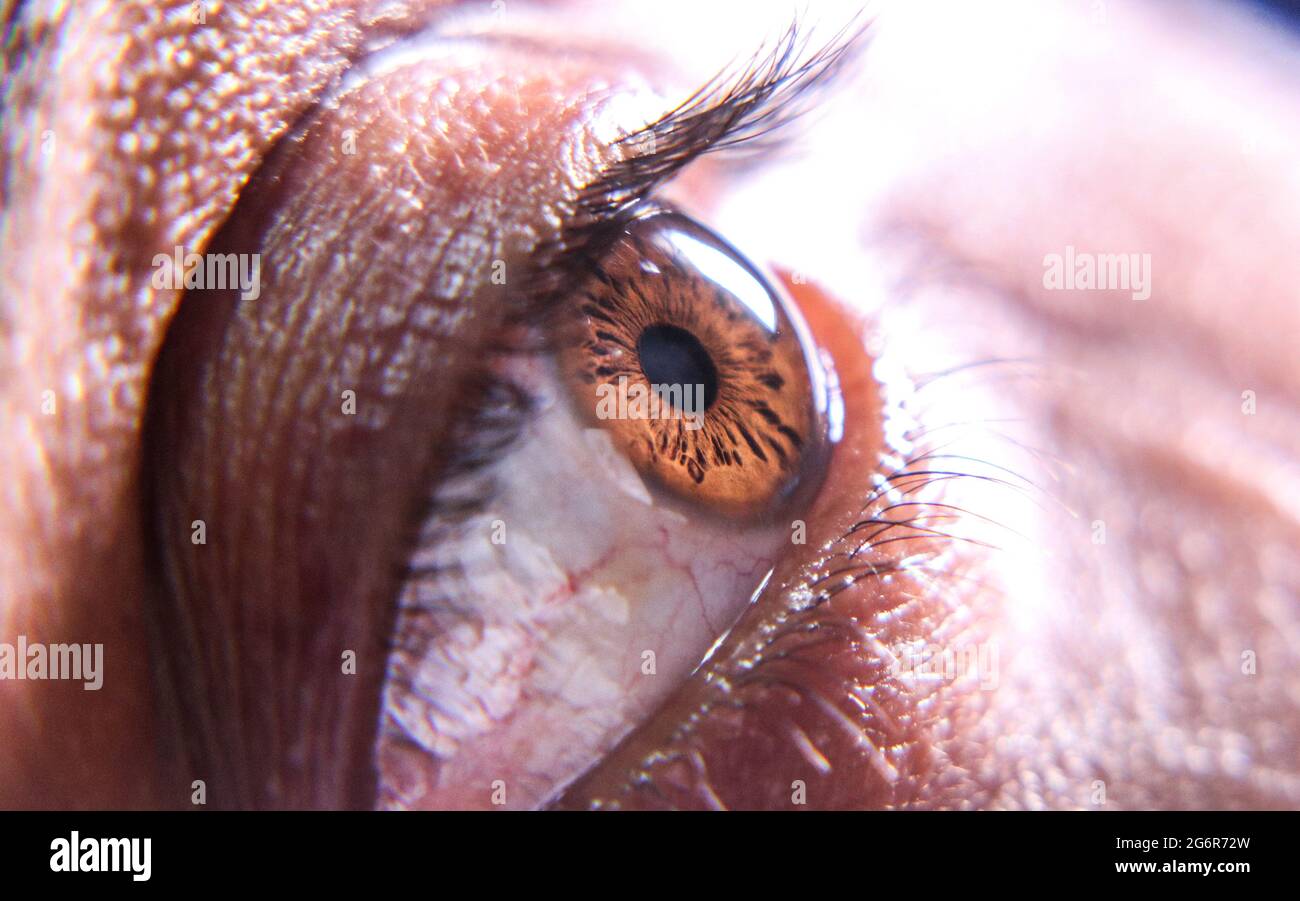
[1,0,1298,808]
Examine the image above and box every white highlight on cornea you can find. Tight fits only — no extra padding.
[666,230,778,332]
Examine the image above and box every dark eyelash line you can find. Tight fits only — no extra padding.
[587,16,868,209]
[531,14,872,307]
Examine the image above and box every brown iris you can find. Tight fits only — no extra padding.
[558,209,830,518]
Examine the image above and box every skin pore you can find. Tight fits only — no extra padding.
[1,0,1298,809]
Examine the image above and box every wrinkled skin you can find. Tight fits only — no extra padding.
[1,0,1297,809]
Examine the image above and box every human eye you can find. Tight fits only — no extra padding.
[9,0,1298,819]
[141,13,937,810]
[376,197,845,807]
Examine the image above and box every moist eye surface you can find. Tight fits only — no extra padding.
[375,208,842,809]
[558,208,831,519]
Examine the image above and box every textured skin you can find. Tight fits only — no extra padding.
[0,0,458,807]
[549,0,1300,809]
[2,0,1298,809]
[144,41,659,807]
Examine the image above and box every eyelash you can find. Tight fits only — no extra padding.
[540,16,868,294]
[400,18,869,574]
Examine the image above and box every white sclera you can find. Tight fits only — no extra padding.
[377,353,789,810]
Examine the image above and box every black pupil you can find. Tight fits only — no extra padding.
[636,324,719,410]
